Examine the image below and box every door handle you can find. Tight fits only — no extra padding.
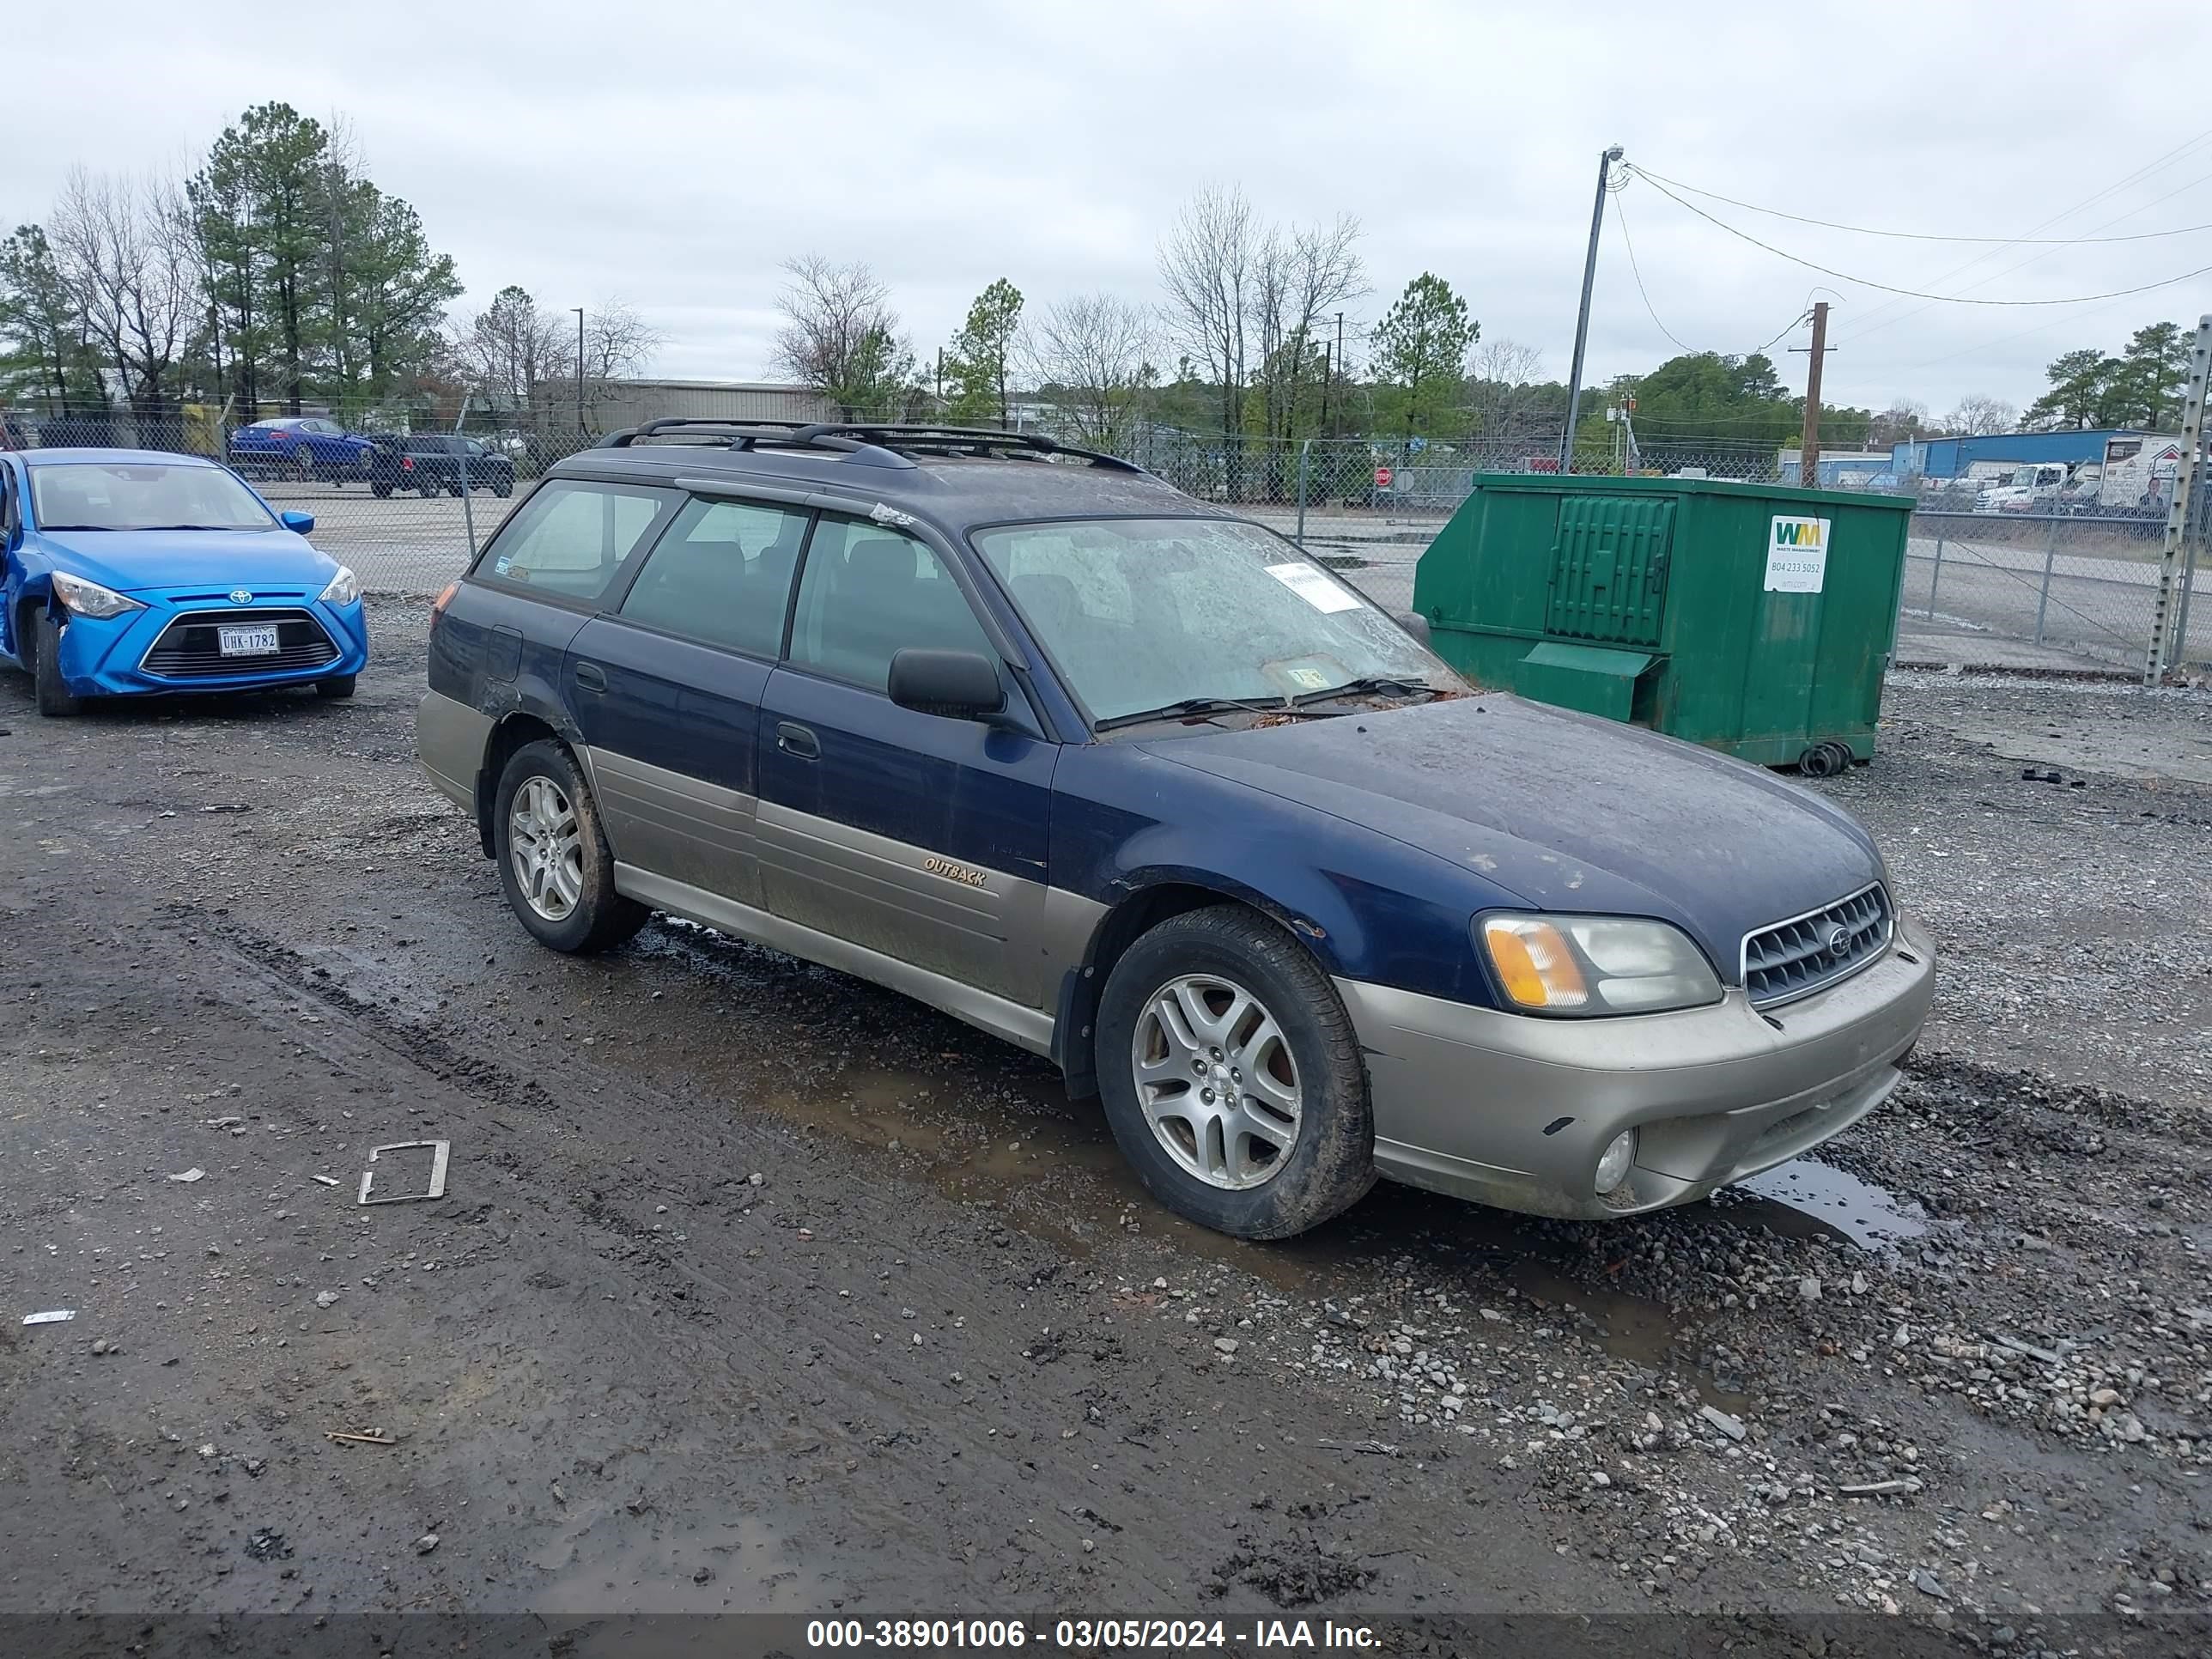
[775,721,820,760]
[573,662,607,693]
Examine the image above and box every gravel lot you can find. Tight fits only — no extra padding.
[2,598,2209,1650]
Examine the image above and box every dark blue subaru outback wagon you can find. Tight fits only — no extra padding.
[416,422,1935,1239]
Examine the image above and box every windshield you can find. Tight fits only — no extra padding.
[30,462,275,532]
[972,516,1458,726]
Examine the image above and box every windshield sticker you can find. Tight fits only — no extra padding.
[1265,562,1361,613]
[869,502,915,528]
[1283,665,1331,689]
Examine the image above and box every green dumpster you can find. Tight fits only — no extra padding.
[1411,473,1915,771]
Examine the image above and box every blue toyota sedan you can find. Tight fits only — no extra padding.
[416,422,1934,1240]
[1,448,369,716]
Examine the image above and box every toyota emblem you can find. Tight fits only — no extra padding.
[1821,923,1852,957]
[229,588,254,605]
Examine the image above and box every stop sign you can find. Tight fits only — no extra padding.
[1374,465,1394,489]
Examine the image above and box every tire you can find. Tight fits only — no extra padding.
[314,674,356,700]
[372,481,393,498]
[292,445,315,482]
[1095,905,1374,1239]
[33,610,82,717]
[491,738,647,955]
[493,473,514,499]
[417,482,439,499]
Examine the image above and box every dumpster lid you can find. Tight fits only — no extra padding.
[1469,471,1915,514]
[1517,641,1658,680]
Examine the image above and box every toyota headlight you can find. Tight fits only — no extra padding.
[1478,914,1722,1017]
[318,565,360,606]
[50,571,145,620]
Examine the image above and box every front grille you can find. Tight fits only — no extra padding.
[1741,884,1892,1008]
[140,608,338,680]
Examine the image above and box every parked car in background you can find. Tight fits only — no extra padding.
[0,448,368,715]
[415,420,1935,1242]
[368,434,517,499]
[228,416,380,483]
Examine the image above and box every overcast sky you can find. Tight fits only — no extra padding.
[9,2,2212,422]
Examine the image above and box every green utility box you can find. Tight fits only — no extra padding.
[1412,474,1915,769]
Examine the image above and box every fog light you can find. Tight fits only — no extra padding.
[1594,1129,1638,1196]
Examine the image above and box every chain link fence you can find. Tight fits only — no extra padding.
[7,397,2205,674]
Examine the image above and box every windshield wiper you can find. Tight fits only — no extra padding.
[36,523,116,531]
[1291,674,1439,707]
[1094,695,1291,732]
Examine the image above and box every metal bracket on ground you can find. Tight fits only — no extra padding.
[356,1139,451,1206]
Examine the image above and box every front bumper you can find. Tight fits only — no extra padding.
[1338,915,1936,1219]
[52,589,370,697]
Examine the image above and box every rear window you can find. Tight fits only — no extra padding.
[476,479,678,603]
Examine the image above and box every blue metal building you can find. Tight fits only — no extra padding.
[1892,428,2159,480]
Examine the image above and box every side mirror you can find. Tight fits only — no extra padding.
[888,647,1005,721]
[1395,610,1432,645]
[280,509,315,534]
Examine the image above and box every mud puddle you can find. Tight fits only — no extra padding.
[532,1511,824,1613]
[757,1061,1747,1401]
[1726,1158,1931,1249]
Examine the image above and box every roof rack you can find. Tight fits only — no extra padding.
[594,418,912,468]
[791,423,1144,472]
[593,417,1144,473]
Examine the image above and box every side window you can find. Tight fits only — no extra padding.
[477,479,678,603]
[618,495,811,659]
[787,517,993,693]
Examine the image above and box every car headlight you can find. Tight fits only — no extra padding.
[50,571,145,620]
[319,566,361,606]
[1478,914,1723,1017]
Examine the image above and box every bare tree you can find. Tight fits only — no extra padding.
[1467,337,1547,444]
[1249,214,1365,444]
[1941,394,2016,437]
[582,295,663,381]
[1157,185,1258,443]
[450,284,567,413]
[772,254,914,416]
[47,168,196,411]
[1869,398,1927,445]
[1024,291,1157,453]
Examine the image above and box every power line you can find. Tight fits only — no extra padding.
[1631,164,2212,245]
[1832,129,2212,344]
[1749,307,1812,356]
[1611,192,1701,356]
[1840,162,2212,349]
[1632,171,2212,307]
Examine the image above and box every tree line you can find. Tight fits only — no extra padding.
[0,102,658,428]
[770,185,1601,454]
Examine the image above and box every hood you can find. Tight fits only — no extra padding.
[1138,696,1883,976]
[37,528,340,594]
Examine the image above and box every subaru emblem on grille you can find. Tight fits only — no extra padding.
[1822,922,1852,957]
[229,588,253,605]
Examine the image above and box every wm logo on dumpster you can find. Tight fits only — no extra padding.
[1765,515,1832,594]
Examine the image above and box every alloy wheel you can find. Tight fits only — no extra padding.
[1130,973,1302,1189]
[508,775,584,921]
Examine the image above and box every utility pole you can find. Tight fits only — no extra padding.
[1792,301,1832,489]
[574,308,586,438]
[2144,313,2211,684]
[1560,143,1624,473]
[934,347,945,415]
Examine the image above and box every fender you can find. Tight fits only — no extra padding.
[1043,742,1526,1093]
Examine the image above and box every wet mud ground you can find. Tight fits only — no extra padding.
[2,599,2209,1639]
